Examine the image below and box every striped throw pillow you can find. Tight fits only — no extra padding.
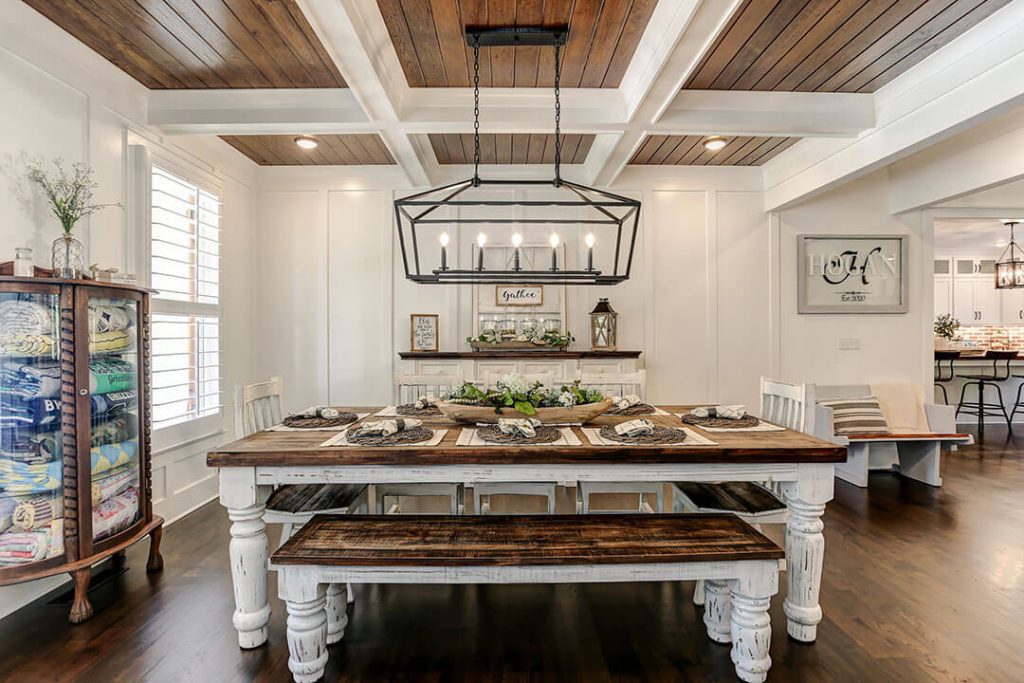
[818,397,891,436]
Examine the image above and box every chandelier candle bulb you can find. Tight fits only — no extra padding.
[585,233,595,271]
[512,233,523,271]
[549,233,560,271]
[477,233,487,271]
[439,232,449,271]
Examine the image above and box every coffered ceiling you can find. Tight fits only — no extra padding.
[221,135,394,165]
[429,134,595,165]
[685,0,1012,93]
[630,135,798,166]
[377,0,657,87]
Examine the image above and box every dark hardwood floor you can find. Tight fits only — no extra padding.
[1,429,1022,682]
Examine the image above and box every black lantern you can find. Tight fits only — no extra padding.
[394,27,641,286]
[590,298,618,350]
[996,220,1024,289]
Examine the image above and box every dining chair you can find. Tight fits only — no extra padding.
[395,371,465,405]
[236,377,368,614]
[577,368,647,399]
[672,376,807,605]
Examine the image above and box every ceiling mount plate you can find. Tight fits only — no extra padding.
[464,26,569,47]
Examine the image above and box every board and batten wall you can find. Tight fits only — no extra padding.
[0,4,256,617]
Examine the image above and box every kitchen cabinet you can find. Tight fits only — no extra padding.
[951,257,1000,324]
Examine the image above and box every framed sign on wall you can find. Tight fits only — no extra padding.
[495,285,543,306]
[410,313,439,352]
[798,235,908,314]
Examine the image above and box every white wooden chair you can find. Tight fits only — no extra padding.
[673,377,810,605]
[576,370,663,513]
[236,377,367,620]
[395,372,465,405]
[470,371,559,515]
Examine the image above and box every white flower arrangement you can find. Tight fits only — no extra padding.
[557,392,576,408]
[497,372,531,395]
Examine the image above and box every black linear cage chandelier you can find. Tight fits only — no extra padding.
[394,27,641,285]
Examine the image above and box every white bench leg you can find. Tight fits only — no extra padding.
[895,442,943,487]
[702,579,732,643]
[325,583,349,644]
[280,567,329,683]
[729,587,772,683]
[834,442,869,487]
[692,579,705,606]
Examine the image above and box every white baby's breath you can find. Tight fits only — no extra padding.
[498,372,530,395]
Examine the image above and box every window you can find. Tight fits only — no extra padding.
[150,166,221,429]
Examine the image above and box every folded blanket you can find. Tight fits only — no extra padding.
[292,405,339,419]
[91,416,137,449]
[689,405,747,419]
[93,488,139,540]
[92,440,139,477]
[0,391,136,431]
[612,394,642,410]
[0,519,62,565]
[0,497,16,533]
[90,329,134,355]
[12,494,62,531]
[92,467,137,505]
[615,419,656,437]
[1,358,135,399]
[349,418,421,437]
[497,418,541,438]
[0,457,62,495]
[0,300,54,336]
[0,334,55,357]
[88,304,134,333]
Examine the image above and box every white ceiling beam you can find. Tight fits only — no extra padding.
[295,0,429,185]
[656,90,874,137]
[593,0,745,186]
[762,1,1024,212]
[148,88,372,134]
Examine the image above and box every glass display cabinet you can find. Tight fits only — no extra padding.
[0,276,162,623]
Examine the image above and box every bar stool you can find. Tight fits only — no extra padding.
[955,350,1015,432]
[934,350,960,404]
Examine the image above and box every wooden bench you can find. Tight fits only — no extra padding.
[814,383,973,487]
[271,514,783,683]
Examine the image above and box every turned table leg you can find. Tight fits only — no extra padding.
[781,464,833,643]
[146,524,164,572]
[220,468,271,649]
[730,584,773,683]
[325,583,349,644]
[68,568,93,624]
[702,579,732,643]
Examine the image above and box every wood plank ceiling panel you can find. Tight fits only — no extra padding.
[629,135,799,166]
[377,0,658,87]
[21,0,347,88]
[221,135,395,165]
[428,134,595,164]
[683,0,1012,93]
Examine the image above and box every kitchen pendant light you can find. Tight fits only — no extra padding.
[996,220,1024,289]
[394,27,641,285]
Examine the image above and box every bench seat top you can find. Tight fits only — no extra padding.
[266,483,367,514]
[271,514,783,567]
[845,433,972,442]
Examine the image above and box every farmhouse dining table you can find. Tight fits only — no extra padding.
[206,405,844,650]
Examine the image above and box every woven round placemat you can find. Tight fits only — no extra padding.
[607,403,656,416]
[476,425,562,445]
[598,425,689,445]
[346,426,435,446]
[680,414,760,429]
[396,404,442,417]
[282,412,358,429]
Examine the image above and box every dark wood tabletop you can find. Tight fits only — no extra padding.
[207,406,845,467]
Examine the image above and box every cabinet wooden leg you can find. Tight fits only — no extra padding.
[111,550,127,570]
[147,524,164,573]
[68,568,94,624]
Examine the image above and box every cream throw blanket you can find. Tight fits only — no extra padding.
[869,382,930,434]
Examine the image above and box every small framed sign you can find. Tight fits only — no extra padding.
[495,285,543,306]
[410,314,439,352]
[798,235,908,314]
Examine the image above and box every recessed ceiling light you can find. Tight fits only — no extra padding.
[703,136,727,152]
[294,135,318,150]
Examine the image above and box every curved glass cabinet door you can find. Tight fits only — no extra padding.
[85,293,142,542]
[0,289,66,571]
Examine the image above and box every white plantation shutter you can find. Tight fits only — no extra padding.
[150,166,222,429]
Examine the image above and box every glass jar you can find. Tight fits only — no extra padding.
[543,318,561,334]
[480,318,498,334]
[52,234,84,279]
[13,248,33,277]
[521,318,539,336]
[499,319,517,340]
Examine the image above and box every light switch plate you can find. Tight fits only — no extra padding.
[837,337,861,350]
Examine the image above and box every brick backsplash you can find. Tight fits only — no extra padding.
[956,325,1024,349]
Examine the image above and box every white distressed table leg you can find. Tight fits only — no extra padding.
[325,583,349,644]
[280,567,329,683]
[729,563,776,683]
[220,468,272,649]
[781,463,834,643]
[692,578,706,606]
[702,579,732,643]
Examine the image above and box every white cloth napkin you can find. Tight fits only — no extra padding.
[349,418,422,437]
[689,404,747,419]
[612,394,642,410]
[293,405,339,419]
[497,418,541,438]
[614,419,656,437]
[413,396,437,410]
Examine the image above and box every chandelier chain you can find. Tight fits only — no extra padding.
[473,36,481,185]
[554,38,562,185]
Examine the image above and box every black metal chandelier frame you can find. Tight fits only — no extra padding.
[394,26,641,286]
[996,220,1024,289]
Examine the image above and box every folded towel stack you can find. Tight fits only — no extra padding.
[350,418,422,437]
[689,405,747,419]
[614,419,656,437]
[0,300,54,336]
[496,418,542,438]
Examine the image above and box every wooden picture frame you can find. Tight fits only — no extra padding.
[410,313,439,352]
[797,235,908,314]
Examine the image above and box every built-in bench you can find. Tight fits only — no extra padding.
[271,514,783,683]
[814,384,973,488]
